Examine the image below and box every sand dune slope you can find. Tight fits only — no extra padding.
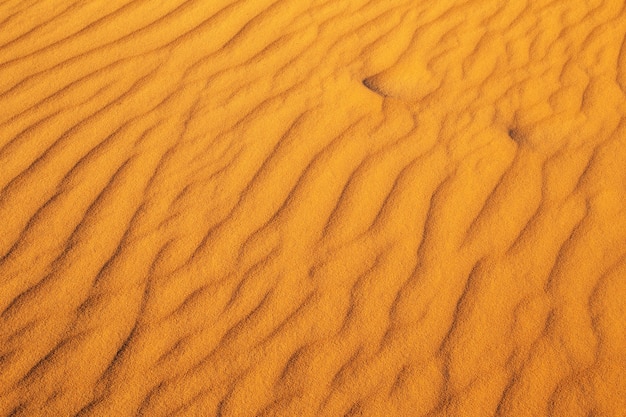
[1,0,626,416]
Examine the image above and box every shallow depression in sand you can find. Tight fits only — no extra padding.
[0,0,625,416]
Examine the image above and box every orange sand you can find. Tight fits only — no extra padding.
[1,0,625,416]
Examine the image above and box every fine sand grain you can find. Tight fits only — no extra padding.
[1,0,626,416]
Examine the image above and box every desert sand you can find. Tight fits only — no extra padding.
[0,0,625,416]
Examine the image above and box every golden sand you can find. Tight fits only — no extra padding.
[1,0,625,416]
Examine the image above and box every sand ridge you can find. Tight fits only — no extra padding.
[0,0,625,416]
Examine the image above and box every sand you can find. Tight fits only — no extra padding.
[0,0,625,416]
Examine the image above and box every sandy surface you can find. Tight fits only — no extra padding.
[1,0,625,416]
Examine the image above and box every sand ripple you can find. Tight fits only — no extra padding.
[1,0,625,416]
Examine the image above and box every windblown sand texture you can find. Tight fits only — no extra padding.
[1,0,626,416]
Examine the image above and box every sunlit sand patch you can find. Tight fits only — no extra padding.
[0,0,625,416]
